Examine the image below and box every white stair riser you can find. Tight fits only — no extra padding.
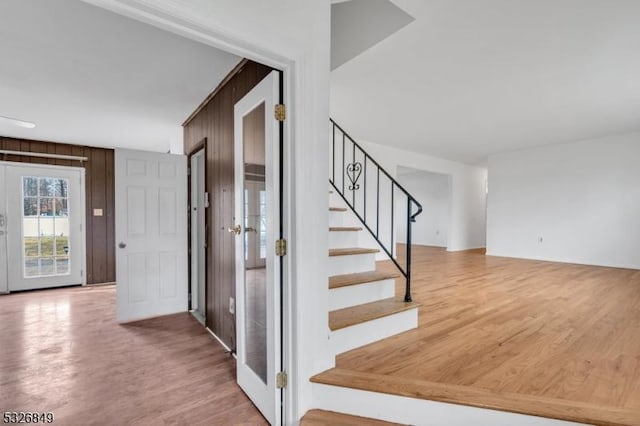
[329,231,360,249]
[329,211,345,227]
[329,253,377,276]
[312,384,581,426]
[328,279,395,311]
[330,307,418,355]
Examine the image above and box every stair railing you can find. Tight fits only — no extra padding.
[329,118,423,302]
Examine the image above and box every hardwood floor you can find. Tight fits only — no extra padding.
[329,246,640,425]
[0,285,267,425]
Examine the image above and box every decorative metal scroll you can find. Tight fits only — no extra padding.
[346,162,362,190]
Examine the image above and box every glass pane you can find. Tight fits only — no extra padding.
[24,258,39,277]
[38,218,55,236]
[24,237,39,257]
[39,198,54,216]
[40,258,55,275]
[259,190,267,259]
[53,179,68,197]
[56,236,69,255]
[54,199,68,217]
[56,257,69,274]
[244,189,249,262]
[39,178,57,197]
[40,236,54,256]
[23,177,38,196]
[24,198,38,216]
[242,102,267,384]
[21,176,71,278]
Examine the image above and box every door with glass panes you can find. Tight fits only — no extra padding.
[0,162,85,292]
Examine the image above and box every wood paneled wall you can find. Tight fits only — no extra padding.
[0,137,115,285]
[183,60,273,348]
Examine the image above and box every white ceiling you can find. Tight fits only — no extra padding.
[0,0,240,153]
[331,0,640,165]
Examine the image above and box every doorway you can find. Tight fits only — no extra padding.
[0,162,85,293]
[396,166,452,249]
[189,147,207,325]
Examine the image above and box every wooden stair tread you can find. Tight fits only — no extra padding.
[329,207,348,212]
[329,226,363,232]
[329,271,401,289]
[310,369,640,426]
[329,247,379,257]
[301,409,403,426]
[329,298,420,331]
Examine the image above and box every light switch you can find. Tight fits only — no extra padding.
[93,208,104,217]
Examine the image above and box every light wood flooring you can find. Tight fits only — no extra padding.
[322,246,640,425]
[301,409,404,425]
[0,285,266,425]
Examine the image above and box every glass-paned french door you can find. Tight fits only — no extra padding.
[0,162,85,293]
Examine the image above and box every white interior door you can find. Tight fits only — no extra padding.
[0,165,7,294]
[115,149,188,323]
[190,149,206,322]
[234,70,281,424]
[2,162,85,292]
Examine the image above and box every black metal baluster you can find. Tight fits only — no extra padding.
[376,168,380,238]
[342,133,345,196]
[332,124,335,184]
[352,141,356,208]
[363,156,367,224]
[391,182,394,257]
[405,197,413,302]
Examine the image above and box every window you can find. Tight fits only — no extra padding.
[22,177,70,277]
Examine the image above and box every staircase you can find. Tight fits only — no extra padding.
[303,121,589,424]
[299,120,421,423]
[326,190,420,356]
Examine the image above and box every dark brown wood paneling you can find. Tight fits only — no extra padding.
[0,137,115,285]
[183,60,273,349]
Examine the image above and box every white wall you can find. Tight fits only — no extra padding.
[358,140,487,251]
[396,169,451,248]
[487,131,640,269]
[82,0,331,422]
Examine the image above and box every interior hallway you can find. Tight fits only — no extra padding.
[0,285,266,425]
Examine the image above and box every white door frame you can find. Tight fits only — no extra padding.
[82,3,297,422]
[0,161,87,291]
[0,165,7,294]
[189,148,206,321]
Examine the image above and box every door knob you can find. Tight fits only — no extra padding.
[118,242,127,249]
[227,225,241,235]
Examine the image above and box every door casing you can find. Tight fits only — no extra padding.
[187,142,207,322]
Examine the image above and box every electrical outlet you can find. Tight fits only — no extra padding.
[538,236,544,243]
[229,297,235,314]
